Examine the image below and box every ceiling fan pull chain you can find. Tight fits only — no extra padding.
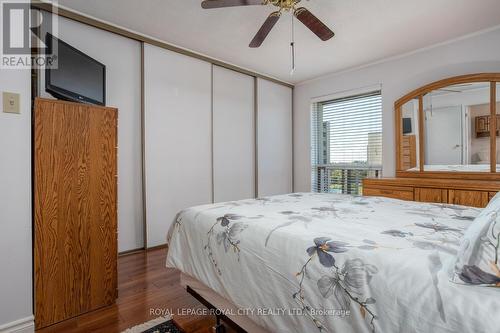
[290,13,295,75]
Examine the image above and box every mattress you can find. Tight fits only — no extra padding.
[166,193,500,333]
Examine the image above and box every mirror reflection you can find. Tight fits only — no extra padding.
[423,82,491,172]
[400,98,420,171]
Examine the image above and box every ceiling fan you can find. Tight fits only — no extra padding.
[200,0,335,48]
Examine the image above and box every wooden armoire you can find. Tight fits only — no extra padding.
[34,98,118,329]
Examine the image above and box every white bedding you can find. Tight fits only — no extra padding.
[166,193,500,333]
[408,164,500,172]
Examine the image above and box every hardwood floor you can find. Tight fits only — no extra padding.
[36,248,217,333]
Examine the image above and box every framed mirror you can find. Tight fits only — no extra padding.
[396,74,500,179]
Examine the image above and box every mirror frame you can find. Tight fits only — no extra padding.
[395,73,500,180]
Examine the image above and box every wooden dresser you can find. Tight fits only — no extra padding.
[363,178,500,207]
[34,98,118,329]
[400,135,416,170]
[363,73,500,208]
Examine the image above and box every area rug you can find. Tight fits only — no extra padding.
[121,316,183,333]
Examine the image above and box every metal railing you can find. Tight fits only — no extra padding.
[312,165,382,195]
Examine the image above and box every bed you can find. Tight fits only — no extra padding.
[408,164,500,172]
[166,193,500,333]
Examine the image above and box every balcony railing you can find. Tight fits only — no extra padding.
[312,164,382,195]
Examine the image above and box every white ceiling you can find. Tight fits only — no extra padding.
[57,0,500,84]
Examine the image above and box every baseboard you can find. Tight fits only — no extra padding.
[146,243,168,251]
[117,244,168,257]
[0,316,35,333]
[118,247,145,257]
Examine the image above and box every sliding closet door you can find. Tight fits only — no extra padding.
[213,66,255,202]
[257,78,293,196]
[38,16,143,252]
[144,44,212,248]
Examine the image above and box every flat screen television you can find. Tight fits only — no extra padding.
[45,34,106,106]
[402,117,412,134]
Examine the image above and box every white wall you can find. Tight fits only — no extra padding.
[40,16,144,252]
[213,66,255,202]
[294,27,500,192]
[144,44,213,247]
[0,69,33,331]
[257,79,293,196]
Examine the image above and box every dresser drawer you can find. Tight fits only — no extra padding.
[415,187,448,203]
[363,186,414,201]
[401,155,411,165]
[448,190,489,208]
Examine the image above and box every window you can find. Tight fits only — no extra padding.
[311,91,382,194]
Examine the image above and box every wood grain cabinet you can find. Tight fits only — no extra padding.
[448,190,489,207]
[414,188,448,204]
[475,115,500,138]
[363,186,414,201]
[34,98,118,329]
[363,178,500,208]
[400,135,417,170]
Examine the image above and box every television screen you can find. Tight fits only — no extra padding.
[45,34,106,106]
[402,118,412,134]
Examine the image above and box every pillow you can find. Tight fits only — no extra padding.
[452,192,500,286]
[477,151,489,163]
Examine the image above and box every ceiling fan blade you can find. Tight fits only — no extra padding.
[201,0,263,9]
[294,7,334,41]
[249,11,281,48]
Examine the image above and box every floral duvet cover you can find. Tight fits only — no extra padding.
[166,193,500,333]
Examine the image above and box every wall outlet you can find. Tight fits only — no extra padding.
[2,92,20,114]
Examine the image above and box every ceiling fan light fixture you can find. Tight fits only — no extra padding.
[201,0,335,73]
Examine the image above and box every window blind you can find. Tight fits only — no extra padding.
[311,91,382,194]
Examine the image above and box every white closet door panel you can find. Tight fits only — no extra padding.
[144,44,212,247]
[257,78,293,196]
[213,66,255,202]
[40,16,143,252]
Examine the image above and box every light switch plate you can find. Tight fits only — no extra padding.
[3,92,20,114]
